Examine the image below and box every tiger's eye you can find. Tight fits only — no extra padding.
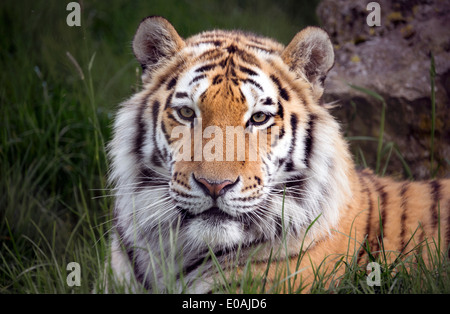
[178,107,195,120]
[251,112,268,124]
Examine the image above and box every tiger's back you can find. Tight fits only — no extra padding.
[357,170,450,259]
[107,16,450,293]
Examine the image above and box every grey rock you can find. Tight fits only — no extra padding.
[317,0,450,179]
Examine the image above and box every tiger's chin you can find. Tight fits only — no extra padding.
[182,207,246,249]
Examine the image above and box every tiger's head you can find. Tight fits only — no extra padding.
[109,17,352,257]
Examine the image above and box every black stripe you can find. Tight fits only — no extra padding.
[399,182,410,250]
[212,74,223,85]
[270,75,281,88]
[195,64,217,73]
[246,35,265,45]
[189,74,207,85]
[162,146,168,161]
[219,57,228,68]
[151,153,163,168]
[193,40,222,47]
[175,92,189,99]
[133,99,149,160]
[276,101,284,119]
[226,44,238,53]
[289,114,298,151]
[238,88,246,103]
[357,172,374,263]
[267,122,276,129]
[262,97,274,106]
[160,117,171,143]
[239,51,260,67]
[270,74,290,101]
[180,247,233,281]
[303,114,316,168]
[373,180,388,255]
[233,49,260,67]
[239,65,258,76]
[418,227,425,248]
[283,114,298,172]
[279,126,285,139]
[198,49,226,62]
[151,100,165,166]
[219,55,237,73]
[230,66,237,77]
[137,166,164,189]
[429,180,441,232]
[290,114,298,140]
[164,92,173,110]
[167,77,177,90]
[180,255,209,280]
[199,89,208,103]
[375,182,388,227]
[149,58,184,92]
[227,85,235,98]
[279,88,290,102]
[284,174,305,191]
[243,78,264,91]
[166,112,177,122]
[285,161,295,172]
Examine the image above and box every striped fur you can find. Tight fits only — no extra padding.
[107,17,450,292]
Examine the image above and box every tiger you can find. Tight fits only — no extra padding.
[107,16,450,293]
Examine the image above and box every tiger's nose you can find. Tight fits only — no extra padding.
[194,176,239,199]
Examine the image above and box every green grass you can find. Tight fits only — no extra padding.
[1,0,448,294]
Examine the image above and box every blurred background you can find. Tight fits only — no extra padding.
[0,0,448,293]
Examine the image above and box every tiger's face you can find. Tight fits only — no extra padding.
[165,57,289,249]
[110,17,351,256]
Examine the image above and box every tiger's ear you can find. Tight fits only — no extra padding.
[133,16,185,76]
[282,27,334,100]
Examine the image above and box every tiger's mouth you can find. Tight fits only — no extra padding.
[184,206,240,224]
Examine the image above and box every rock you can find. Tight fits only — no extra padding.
[317,0,450,179]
